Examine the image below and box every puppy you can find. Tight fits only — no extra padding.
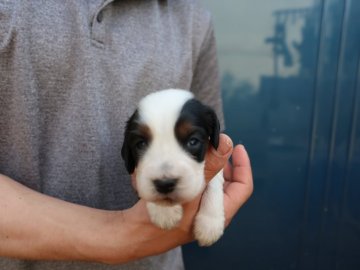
[121,89,225,246]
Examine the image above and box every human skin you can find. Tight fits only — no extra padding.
[0,134,253,264]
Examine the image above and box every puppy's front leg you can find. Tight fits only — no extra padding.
[194,170,225,246]
[146,202,183,230]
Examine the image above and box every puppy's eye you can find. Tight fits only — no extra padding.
[187,137,200,147]
[135,139,148,150]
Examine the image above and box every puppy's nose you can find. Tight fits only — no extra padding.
[153,178,178,194]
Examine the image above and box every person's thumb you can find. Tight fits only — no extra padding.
[204,134,233,182]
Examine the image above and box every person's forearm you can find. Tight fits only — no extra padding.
[0,174,166,264]
[0,174,192,264]
[0,174,120,262]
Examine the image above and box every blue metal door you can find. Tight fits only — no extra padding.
[183,0,360,269]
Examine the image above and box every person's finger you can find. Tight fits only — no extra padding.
[231,145,252,185]
[204,134,233,182]
[223,145,253,223]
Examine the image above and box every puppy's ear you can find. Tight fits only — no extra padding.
[121,136,136,174]
[204,105,220,150]
[183,99,221,150]
[121,111,138,174]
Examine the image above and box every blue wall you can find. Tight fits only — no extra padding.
[183,0,360,269]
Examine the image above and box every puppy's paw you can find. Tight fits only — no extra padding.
[194,214,225,246]
[147,202,183,230]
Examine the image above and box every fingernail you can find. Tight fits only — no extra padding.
[213,137,233,156]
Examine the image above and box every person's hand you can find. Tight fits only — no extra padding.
[129,133,254,233]
[120,134,253,262]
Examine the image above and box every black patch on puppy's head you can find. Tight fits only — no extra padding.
[175,99,220,162]
[121,110,152,174]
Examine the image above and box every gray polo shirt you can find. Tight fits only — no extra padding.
[0,0,223,269]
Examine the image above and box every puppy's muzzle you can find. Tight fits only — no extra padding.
[153,178,178,194]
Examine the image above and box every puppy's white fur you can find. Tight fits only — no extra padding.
[132,89,224,246]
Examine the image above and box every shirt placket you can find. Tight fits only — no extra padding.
[91,0,114,47]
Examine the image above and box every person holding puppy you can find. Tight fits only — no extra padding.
[0,1,253,270]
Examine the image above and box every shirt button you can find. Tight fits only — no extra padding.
[97,11,104,23]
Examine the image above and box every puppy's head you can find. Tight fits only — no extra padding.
[121,89,220,205]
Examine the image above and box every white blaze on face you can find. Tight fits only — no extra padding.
[135,89,206,204]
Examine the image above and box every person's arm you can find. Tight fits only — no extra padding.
[0,134,252,264]
[2,173,193,264]
[1,174,194,264]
